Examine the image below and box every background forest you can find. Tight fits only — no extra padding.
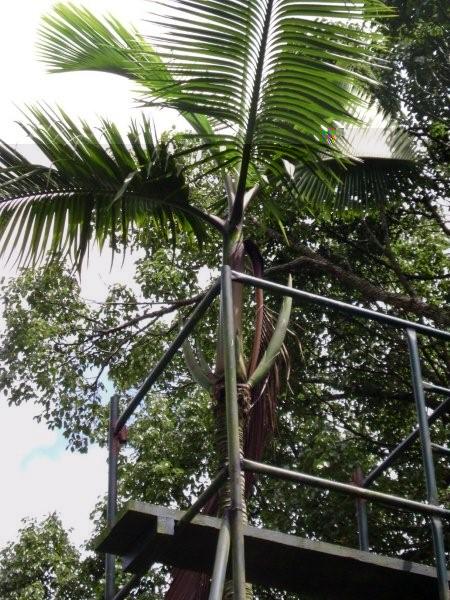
[0,0,449,598]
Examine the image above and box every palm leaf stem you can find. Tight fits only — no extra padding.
[229,0,274,230]
[180,203,225,232]
[248,274,293,388]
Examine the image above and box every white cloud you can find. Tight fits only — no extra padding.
[0,401,107,548]
[0,0,176,146]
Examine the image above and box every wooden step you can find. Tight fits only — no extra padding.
[95,501,447,599]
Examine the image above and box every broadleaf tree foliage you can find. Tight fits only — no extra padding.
[0,0,449,599]
[0,515,97,600]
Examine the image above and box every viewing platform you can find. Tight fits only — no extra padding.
[96,502,448,599]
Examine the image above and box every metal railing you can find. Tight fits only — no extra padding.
[104,266,450,600]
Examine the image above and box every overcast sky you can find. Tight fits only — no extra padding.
[0,0,177,550]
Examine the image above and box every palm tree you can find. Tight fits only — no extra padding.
[1,1,422,598]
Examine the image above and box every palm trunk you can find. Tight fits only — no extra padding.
[170,207,282,599]
[169,215,289,598]
[168,229,286,598]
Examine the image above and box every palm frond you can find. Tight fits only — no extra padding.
[293,126,420,212]
[38,3,213,137]
[39,1,392,206]
[0,106,213,268]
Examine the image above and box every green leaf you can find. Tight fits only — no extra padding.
[38,3,214,137]
[39,1,393,205]
[0,107,210,268]
[182,336,214,390]
[294,126,420,213]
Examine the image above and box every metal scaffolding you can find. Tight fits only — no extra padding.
[103,266,450,600]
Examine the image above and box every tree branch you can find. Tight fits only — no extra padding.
[419,196,450,238]
[95,293,206,336]
[261,225,450,327]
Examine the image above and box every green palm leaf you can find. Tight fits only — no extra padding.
[293,125,420,212]
[38,1,392,218]
[0,107,215,267]
[38,3,213,137]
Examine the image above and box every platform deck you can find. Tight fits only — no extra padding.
[95,502,447,599]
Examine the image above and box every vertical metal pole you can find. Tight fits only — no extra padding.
[221,265,246,600]
[352,467,369,552]
[406,329,449,600]
[105,395,120,600]
[209,513,231,600]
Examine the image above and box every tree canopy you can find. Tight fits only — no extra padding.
[0,0,449,598]
[2,168,449,597]
[0,515,96,600]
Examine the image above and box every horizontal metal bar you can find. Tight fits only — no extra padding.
[432,443,450,457]
[112,574,141,600]
[115,280,220,434]
[177,467,228,531]
[423,382,450,395]
[364,397,450,487]
[232,272,450,342]
[243,459,450,519]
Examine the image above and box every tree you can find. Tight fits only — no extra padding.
[374,0,449,176]
[0,515,96,600]
[2,183,450,598]
[373,0,450,236]
[2,1,448,599]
